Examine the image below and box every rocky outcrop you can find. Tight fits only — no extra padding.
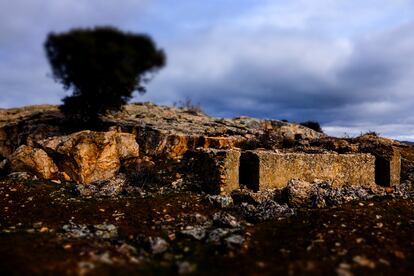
[0,103,407,193]
[37,130,139,183]
[9,130,139,184]
[10,145,59,179]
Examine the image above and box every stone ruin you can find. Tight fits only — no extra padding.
[0,103,404,195]
[192,148,400,194]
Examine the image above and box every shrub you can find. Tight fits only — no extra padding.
[300,121,323,133]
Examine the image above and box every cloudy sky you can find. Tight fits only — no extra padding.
[1,0,414,140]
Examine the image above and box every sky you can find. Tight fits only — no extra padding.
[1,0,414,140]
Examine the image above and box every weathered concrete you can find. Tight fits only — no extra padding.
[240,151,376,191]
[191,148,240,195]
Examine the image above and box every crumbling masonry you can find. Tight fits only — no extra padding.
[195,149,401,195]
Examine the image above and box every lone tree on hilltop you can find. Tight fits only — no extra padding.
[45,26,166,124]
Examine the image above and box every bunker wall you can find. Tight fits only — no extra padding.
[240,151,376,191]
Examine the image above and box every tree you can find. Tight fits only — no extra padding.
[45,26,166,124]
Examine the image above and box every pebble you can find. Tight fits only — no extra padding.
[39,227,49,233]
[353,255,376,269]
[213,212,240,228]
[225,234,245,249]
[149,237,169,254]
[177,261,196,274]
[181,226,206,240]
[33,222,42,229]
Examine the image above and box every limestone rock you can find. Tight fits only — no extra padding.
[10,145,59,179]
[37,130,139,184]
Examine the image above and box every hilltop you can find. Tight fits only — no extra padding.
[1,102,414,274]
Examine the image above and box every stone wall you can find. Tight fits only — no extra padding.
[189,148,240,195]
[240,151,376,191]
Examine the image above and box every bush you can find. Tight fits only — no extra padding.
[45,26,166,124]
[299,121,323,133]
[173,97,203,115]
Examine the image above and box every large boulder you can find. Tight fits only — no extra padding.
[36,130,139,184]
[10,145,59,179]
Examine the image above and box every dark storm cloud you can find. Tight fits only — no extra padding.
[2,0,414,139]
[142,22,414,139]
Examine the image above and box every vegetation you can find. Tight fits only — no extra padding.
[300,121,323,133]
[173,97,204,115]
[45,26,166,124]
[362,130,379,137]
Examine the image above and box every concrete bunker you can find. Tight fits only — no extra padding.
[195,148,401,194]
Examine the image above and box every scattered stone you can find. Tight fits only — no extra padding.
[284,179,319,208]
[353,255,376,269]
[39,227,49,233]
[225,234,245,249]
[206,195,234,208]
[94,224,118,239]
[76,174,127,197]
[61,223,118,239]
[213,212,240,228]
[206,228,230,244]
[181,226,207,240]
[177,261,197,274]
[238,200,294,223]
[231,188,277,205]
[149,237,169,254]
[7,172,36,181]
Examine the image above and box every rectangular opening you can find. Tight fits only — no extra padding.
[375,156,391,186]
[239,151,260,191]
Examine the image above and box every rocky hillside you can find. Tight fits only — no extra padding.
[1,102,413,191]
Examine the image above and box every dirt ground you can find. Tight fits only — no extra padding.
[1,178,414,275]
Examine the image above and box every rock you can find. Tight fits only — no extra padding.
[239,201,294,223]
[206,195,234,208]
[206,228,230,244]
[62,223,91,239]
[176,261,197,274]
[76,174,127,197]
[10,145,59,180]
[213,212,240,228]
[225,234,245,249]
[149,237,169,254]
[231,188,277,205]
[180,226,207,240]
[0,158,9,176]
[94,224,118,239]
[37,130,139,184]
[7,171,36,181]
[284,179,318,207]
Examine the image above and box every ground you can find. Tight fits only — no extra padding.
[1,178,414,275]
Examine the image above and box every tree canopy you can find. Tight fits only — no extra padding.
[45,26,166,123]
